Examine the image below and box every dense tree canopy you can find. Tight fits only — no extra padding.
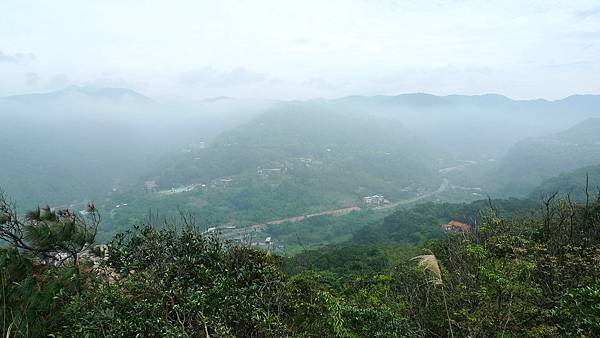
[2,192,600,337]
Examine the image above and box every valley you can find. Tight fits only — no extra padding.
[215,177,450,244]
[4,88,600,246]
[4,3,600,336]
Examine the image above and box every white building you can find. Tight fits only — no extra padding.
[363,194,385,206]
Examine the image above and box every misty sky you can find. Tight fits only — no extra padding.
[1,0,600,100]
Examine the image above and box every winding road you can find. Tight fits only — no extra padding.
[220,178,449,237]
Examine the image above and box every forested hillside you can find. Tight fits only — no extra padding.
[4,89,600,210]
[4,88,600,232]
[254,198,538,254]
[0,87,272,207]
[2,191,600,337]
[492,118,600,195]
[149,102,438,189]
[530,164,600,201]
[330,93,600,158]
[351,198,538,245]
[96,102,443,240]
[6,1,600,336]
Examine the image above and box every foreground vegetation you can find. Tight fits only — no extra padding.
[2,189,600,337]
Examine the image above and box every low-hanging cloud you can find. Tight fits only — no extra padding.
[0,51,36,64]
[2,1,600,99]
[45,74,72,89]
[303,78,338,91]
[178,67,267,87]
[576,6,600,18]
[24,72,40,85]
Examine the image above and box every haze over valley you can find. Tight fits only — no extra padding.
[3,1,600,337]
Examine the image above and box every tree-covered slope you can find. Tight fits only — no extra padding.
[331,93,600,159]
[0,87,272,207]
[350,198,538,245]
[530,164,600,201]
[151,102,438,189]
[492,118,600,195]
[5,89,600,211]
[5,191,600,337]
[97,103,443,239]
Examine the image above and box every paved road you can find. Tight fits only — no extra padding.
[374,178,449,210]
[222,206,362,236]
[220,178,449,237]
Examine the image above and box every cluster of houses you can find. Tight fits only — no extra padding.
[248,236,285,253]
[257,160,297,178]
[145,180,158,192]
[181,142,207,153]
[256,157,320,178]
[204,225,285,253]
[298,157,313,166]
[145,177,236,195]
[203,225,237,234]
[362,194,386,206]
[158,183,203,195]
[257,167,283,177]
[215,178,233,187]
